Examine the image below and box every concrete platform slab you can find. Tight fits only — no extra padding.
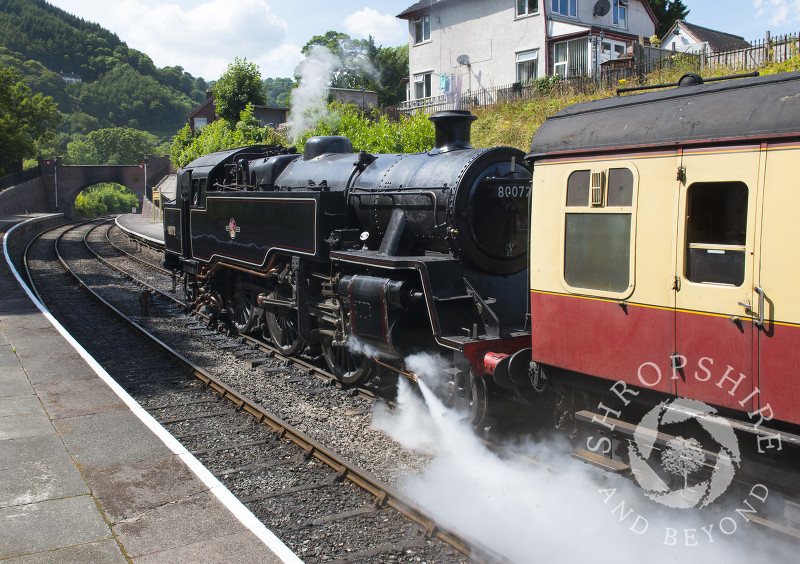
[113,489,262,559]
[81,455,207,523]
[34,376,128,419]
[0,495,113,559]
[0,460,89,508]
[0,394,44,417]
[0,411,56,440]
[0,369,35,397]
[51,410,173,467]
[3,538,126,564]
[134,531,284,564]
[0,434,72,471]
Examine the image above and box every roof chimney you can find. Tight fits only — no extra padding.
[428,110,477,154]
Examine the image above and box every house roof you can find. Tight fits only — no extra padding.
[187,93,288,122]
[397,0,461,19]
[664,20,752,51]
[188,94,215,120]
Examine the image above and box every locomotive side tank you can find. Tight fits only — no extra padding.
[163,110,532,424]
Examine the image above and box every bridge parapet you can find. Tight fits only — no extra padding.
[37,156,171,215]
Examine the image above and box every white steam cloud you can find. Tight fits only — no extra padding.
[289,45,339,140]
[373,360,797,563]
[289,42,380,141]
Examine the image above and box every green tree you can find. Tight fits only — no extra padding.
[0,63,61,175]
[649,0,690,38]
[375,45,408,107]
[263,77,294,107]
[64,126,159,165]
[213,57,266,124]
[74,182,139,217]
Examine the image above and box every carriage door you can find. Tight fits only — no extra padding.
[674,146,762,412]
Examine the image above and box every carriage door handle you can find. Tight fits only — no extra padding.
[754,286,765,328]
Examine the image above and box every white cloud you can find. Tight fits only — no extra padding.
[343,8,405,44]
[753,0,800,27]
[54,0,292,79]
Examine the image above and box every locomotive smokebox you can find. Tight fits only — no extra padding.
[429,110,477,153]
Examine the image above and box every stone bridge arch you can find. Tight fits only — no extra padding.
[39,157,170,216]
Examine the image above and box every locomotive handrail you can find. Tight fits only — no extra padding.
[349,188,448,229]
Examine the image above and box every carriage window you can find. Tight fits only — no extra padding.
[563,167,635,294]
[685,182,748,286]
[566,170,589,206]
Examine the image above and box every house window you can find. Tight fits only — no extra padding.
[684,182,748,286]
[517,0,539,17]
[600,40,627,64]
[553,38,589,77]
[413,14,430,45]
[516,50,539,83]
[551,0,577,17]
[613,0,628,27]
[563,167,636,294]
[414,72,432,99]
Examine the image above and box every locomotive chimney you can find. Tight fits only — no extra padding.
[429,110,477,153]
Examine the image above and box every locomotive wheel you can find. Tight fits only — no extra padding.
[227,284,256,334]
[264,291,305,356]
[320,335,374,385]
[450,369,489,428]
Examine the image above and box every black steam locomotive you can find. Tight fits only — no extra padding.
[163,111,532,423]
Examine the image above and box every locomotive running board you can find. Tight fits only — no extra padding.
[747,514,800,539]
[570,448,630,474]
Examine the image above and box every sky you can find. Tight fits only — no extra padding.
[45,0,800,81]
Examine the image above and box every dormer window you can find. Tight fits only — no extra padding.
[613,0,628,28]
[551,0,577,17]
[413,13,431,45]
[517,0,539,17]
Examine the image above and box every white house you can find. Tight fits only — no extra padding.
[661,20,752,55]
[397,0,657,104]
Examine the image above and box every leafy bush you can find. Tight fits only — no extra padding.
[169,104,291,168]
[74,183,139,217]
[294,102,434,154]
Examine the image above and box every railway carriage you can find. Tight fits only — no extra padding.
[525,71,800,427]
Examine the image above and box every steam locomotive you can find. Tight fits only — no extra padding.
[163,110,532,423]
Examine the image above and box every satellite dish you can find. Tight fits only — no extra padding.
[456,54,470,66]
[593,0,610,16]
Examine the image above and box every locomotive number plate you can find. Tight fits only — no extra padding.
[496,185,530,198]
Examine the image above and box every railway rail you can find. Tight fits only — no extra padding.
[18,218,506,564]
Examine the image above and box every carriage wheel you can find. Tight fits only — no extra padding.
[264,290,305,356]
[450,369,489,428]
[320,334,374,385]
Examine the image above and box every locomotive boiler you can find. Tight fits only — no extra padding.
[163,110,532,423]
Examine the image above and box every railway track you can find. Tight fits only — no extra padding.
[19,219,505,564]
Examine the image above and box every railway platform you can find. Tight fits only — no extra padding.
[116,212,165,246]
[0,214,299,563]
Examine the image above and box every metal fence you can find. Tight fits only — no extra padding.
[392,31,799,117]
